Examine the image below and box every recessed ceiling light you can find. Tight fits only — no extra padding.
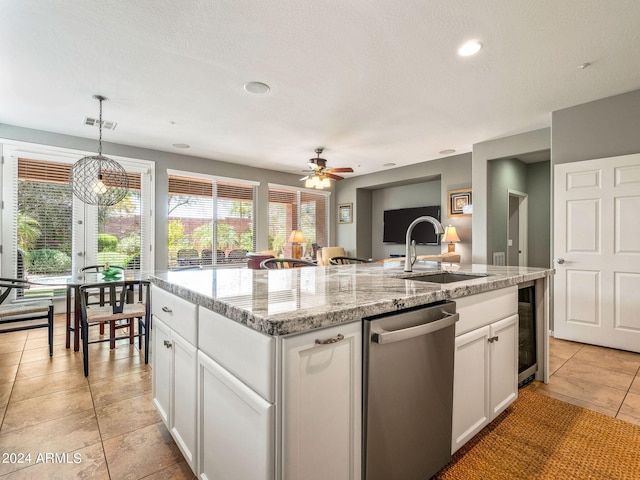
[172,143,190,149]
[578,62,591,70]
[383,162,396,167]
[244,82,271,95]
[439,149,456,155]
[458,40,482,57]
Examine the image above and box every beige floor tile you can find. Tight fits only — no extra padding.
[541,374,627,411]
[616,412,640,427]
[0,442,109,480]
[0,410,101,477]
[15,352,85,380]
[619,391,640,421]
[532,382,618,417]
[103,422,183,480]
[548,354,567,375]
[553,357,635,391]
[2,385,93,433]
[90,370,152,408]
[548,336,583,359]
[86,354,150,382]
[23,332,66,351]
[631,376,640,395]
[0,364,18,384]
[572,344,640,376]
[96,392,162,440]
[10,368,88,402]
[140,460,197,479]
[0,340,25,355]
[19,343,76,364]
[0,351,22,367]
[0,382,13,407]
[0,331,29,345]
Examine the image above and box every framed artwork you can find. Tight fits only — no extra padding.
[338,203,353,223]
[448,188,472,216]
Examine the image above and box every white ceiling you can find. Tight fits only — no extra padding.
[2,1,640,178]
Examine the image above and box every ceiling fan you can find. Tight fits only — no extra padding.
[300,148,354,189]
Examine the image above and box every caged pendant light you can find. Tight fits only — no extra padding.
[69,95,129,206]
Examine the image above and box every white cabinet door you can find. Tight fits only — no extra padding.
[171,331,198,470]
[198,351,274,480]
[152,316,172,426]
[451,324,490,453]
[489,314,518,419]
[281,321,362,480]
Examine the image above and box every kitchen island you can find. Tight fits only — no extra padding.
[150,261,553,479]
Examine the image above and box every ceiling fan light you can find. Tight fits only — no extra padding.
[305,177,313,188]
[321,177,331,188]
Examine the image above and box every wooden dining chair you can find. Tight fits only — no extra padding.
[260,258,317,269]
[0,278,54,356]
[328,256,372,265]
[79,279,151,376]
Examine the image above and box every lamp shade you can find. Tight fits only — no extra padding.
[288,230,306,243]
[443,225,460,243]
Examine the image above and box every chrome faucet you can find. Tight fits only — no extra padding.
[404,216,445,272]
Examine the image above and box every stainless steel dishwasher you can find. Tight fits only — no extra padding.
[363,300,458,480]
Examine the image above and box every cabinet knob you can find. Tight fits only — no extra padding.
[315,333,345,345]
[488,336,499,343]
[161,306,172,313]
[556,258,565,264]
[163,340,173,348]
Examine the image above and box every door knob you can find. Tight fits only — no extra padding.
[556,258,565,264]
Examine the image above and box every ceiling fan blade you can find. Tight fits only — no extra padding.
[300,175,310,181]
[327,167,354,173]
[324,173,344,181]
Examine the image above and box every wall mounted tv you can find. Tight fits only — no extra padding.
[383,206,441,245]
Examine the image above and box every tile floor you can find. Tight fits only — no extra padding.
[531,335,640,426]
[1,316,640,479]
[0,314,195,479]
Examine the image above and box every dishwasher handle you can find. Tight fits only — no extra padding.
[372,312,458,345]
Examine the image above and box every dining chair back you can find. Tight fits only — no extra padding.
[0,278,54,356]
[260,258,317,269]
[79,280,151,376]
[329,256,372,265]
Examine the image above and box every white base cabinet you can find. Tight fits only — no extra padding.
[197,351,274,480]
[452,313,518,453]
[152,316,198,470]
[281,321,362,480]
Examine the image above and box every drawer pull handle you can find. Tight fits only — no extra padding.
[315,333,344,345]
[164,340,173,348]
[161,306,172,313]
[488,336,499,343]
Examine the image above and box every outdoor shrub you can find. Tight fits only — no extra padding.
[118,233,141,256]
[26,249,71,274]
[125,253,141,270]
[97,251,128,266]
[98,234,118,252]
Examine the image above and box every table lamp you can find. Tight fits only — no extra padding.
[288,230,306,259]
[442,225,460,253]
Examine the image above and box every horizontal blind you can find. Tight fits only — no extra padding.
[168,174,255,268]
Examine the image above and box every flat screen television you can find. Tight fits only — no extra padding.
[383,206,441,245]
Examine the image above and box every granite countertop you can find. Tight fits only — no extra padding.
[150,262,554,337]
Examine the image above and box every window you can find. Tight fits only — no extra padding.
[167,172,257,268]
[268,185,329,258]
[1,145,154,298]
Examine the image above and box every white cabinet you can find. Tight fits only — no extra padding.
[281,321,362,480]
[452,286,518,454]
[152,317,198,470]
[197,351,274,480]
[151,286,198,472]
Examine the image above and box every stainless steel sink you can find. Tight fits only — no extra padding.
[402,272,490,284]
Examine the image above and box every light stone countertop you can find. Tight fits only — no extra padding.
[150,262,554,336]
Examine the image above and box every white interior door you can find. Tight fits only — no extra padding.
[554,153,640,352]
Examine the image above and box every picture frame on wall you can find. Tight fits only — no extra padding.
[338,203,353,223]
[448,188,472,216]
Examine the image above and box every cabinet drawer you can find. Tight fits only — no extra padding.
[152,285,198,345]
[198,307,275,402]
[455,286,517,336]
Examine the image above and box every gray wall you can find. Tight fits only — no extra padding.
[552,89,640,164]
[0,124,311,270]
[526,161,551,268]
[371,179,441,260]
[472,128,551,264]
[336,152,472,263]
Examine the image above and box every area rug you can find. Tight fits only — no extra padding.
[434,386,640,480]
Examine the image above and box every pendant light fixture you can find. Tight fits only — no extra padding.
[69,95,129,206]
